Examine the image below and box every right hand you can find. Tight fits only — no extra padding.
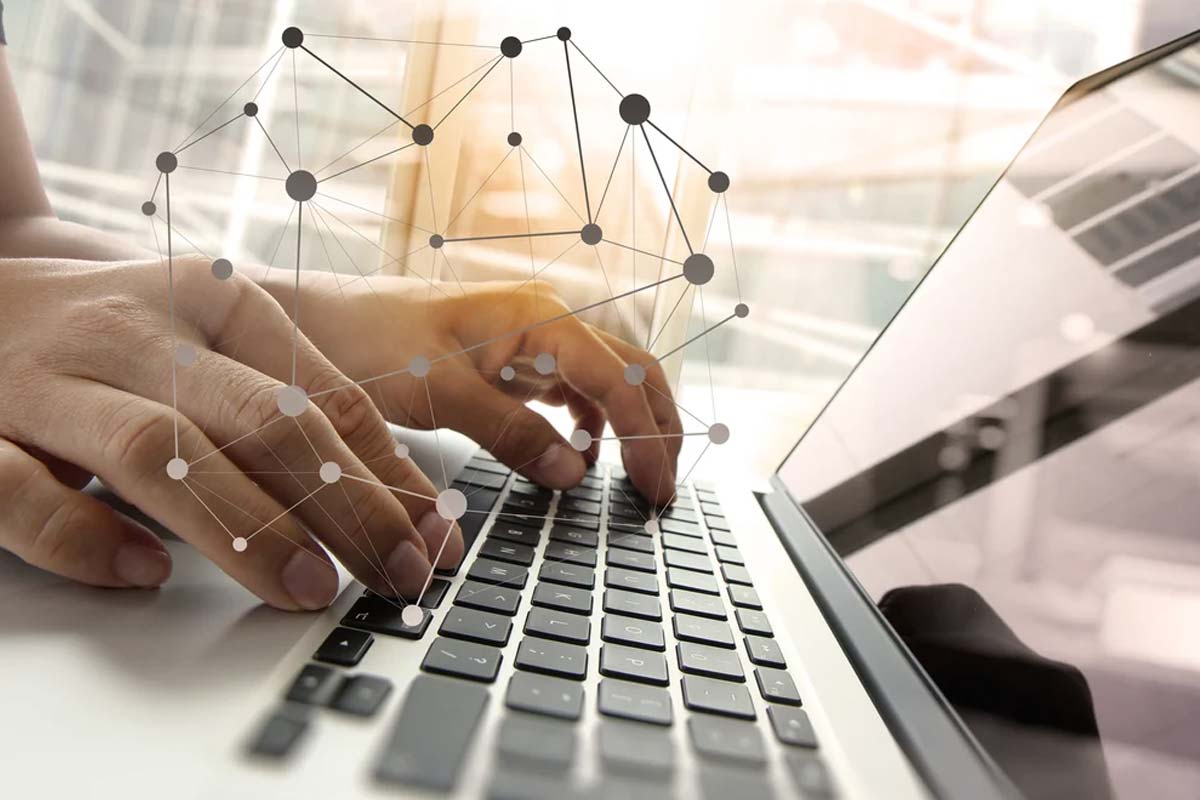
[0,255,463,610]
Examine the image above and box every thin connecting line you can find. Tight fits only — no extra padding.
[253,48,287,102]
[562,41,592,222]
[178,164,285,181]
[316,191,431,235]
[181,479,238,541]
[165,172,179,458]
[699,286,717,419]
[646,120,713,174]
[520,145,586,222]
[341,471,437,502]
[517,148,537,313]
[187,412,288,467]
[422,377,450,489]
[443,148,515,234]
[593,432,708,442]
[176,111,244,156]
[505,237,581,295]
[423,148,438,232]
[722,193,743,301]
[438,248,469,297]
[569,40,622,97]
[152,212,212,260]
[414,519,456,607]
[595,125,631,222]
[521,34,558,44]
[246,483,326,542]
[259,202,298,282]
[315,119,399,177]
[292,49,302,169]
[291,202,303,385]
[306,34,498,49]
[648,284,690,351]
[649,311,737,366]
[254,116,291,173]
[433,55,504,130]
[174,45,283,151]
[592,244,632,341]
[309,203,388,308]
[640,124,692,254]
[602,238,684,266]
[321,140,416,183]
[443,230,577,244]
[310,202,346,298]
[299,43,415,129]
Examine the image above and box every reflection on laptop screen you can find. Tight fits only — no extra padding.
[780,34,1200,800]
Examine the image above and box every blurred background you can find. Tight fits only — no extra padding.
[4,0,1198,483]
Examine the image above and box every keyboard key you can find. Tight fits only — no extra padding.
[604,588,662,621]
[598,719,675,776]
[608,531,655,554]
[714,545,744,566]
[756,668,801,705]
[769,706,818,748]
[558,495,601,516]
[662,505,699,524]
[677,642,745,681]
[674,614,735,649]
[248,706,309,758]
[705,515,731,533]
[524,607,591,645]
[466,456,509,475]
[479,539,536,566]
[457,468,507,490]
[508,479,553,500]
[785,752,834,797]
[689,715,766,765]
[606,547,656,573]
[602,614,666,651]
[506,672,584,720]
[735,609,773,636]
[728,584,762,609]
[532,582,593,616]
[502,493,551,515]
[549,525,599,548]
[599,643,669,686]
[331,674,392,716]
[455,580,522,616]
[539,561,596,589]
[605,567,659,595]
[579,474,604,490]
[598,678,673,726]
[495,714,576,771]
[660,519,702,537]
[681,675,756,720]
[667,567,719,595]
[709,528,736,547]
[467,558,529,589]
[489,522,541,548]
[562,484,603,503]
[516,636,588,680]
[439,606,513,647]
[314,626,373,666]
[554,511,601,530]
[699,501,722,517]
[607,502,644,522]
[496,510,545,529]
[544,540,597,567]
[663,549,712,573]
[670,589,726,620]
[285,663,340,706]
[376,674,488,791]
[721,563,753,586]
[342,595,431,639]
[663,533,707,555]
[419,578,452,608]
[422,636,503,683]
[745,635,786,667]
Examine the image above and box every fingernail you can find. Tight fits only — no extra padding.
[535,443,585,488]
[281,550,337,610]
[113,544,171,587]
[385,540,429,592]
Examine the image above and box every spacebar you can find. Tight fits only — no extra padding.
[375,674,489,791]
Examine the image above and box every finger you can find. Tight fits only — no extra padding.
[17,379,338,611]
[0,436,171,588]
[560,386,604,464]
[595,330,685,461]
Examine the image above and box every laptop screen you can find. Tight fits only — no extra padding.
[778,33,1200,800]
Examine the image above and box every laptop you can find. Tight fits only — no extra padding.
[6,28,1200,800]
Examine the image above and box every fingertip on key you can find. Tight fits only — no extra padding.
[533,443,586,489]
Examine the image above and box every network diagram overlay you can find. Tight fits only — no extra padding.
[143,25,749,623]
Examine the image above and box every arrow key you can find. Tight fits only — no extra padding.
[314,626,373,667]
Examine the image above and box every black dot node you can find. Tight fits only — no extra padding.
[285,170,317,202]
[734,302,750,318]
[557,27,571,41]
[708,171,730,193]
[211,258,234,280]
[156,151,178,174]
[429,234,444,249]
[683,253,715,285]
[619,94,651,125]
[141,201,156,216]
[412,124,435,146]
[507,131,522,147]
[580,223,603,246]
[243,102,259,117]
[501,36,523,58]
[282,27,303,48]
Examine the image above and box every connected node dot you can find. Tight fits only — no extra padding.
[319,461,342,484]
[708,422,730,445]
[624,364,646,386]
[436,488,468,521]
[282,26,304,48]
[507,131,522,147]
[175,342,197,367]
[243,101,259,117]
[141,201,157,216]
[1060,312,1094,343]
[393,442,411,459]
[156,151,178,174]
[683,253,715,285]
[619,94,651,125]
[500,365,516,382]
[557,27,572,41]
[708,171,731,193]
[166,457,188,481]
[734,302,750,318]
[644,519,660,536]
[276,384,308,417]
[211,257,234,280]
[409,355,431,378]
[569,429,592,452]
[232,536,248,552]
[580,223,603,246]
[411,124,435,146]
[285,169,317,202]
[500,36,523,58]
[429,234,444,249]
[401,605,425,627]
[533,353,556,376]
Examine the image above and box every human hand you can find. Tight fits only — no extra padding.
[0,256,462,609]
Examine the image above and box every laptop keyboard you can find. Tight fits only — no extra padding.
[250,451,835,798]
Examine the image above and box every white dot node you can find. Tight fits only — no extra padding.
[533,353,556,375]
[938,444,969,472]
[569,429,592,451]
[401,605,425,627]
[436,488,468,521]
[393,442,411,459]
[409,355,431,378]
[175,342,196,366]
[232,536,248,552]
[644,519,660,536]
[500,365,516,381]
[276,384,308,417]
[624,364,646,386]
[708,422,730,445]
[978,425,1007,450]
[1059,313,1094,343]
[319,461,342,484]
[166,457,188,480]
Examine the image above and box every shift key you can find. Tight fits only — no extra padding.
[375,674,489,791]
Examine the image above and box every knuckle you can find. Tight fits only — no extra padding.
[29,498,90,566]
[229,379,288,434]
[306,371,382,449]
[100,401,177,481]
[0,443,41,501]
